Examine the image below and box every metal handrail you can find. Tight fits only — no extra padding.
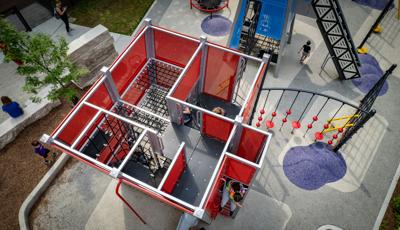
[260,87,367,113]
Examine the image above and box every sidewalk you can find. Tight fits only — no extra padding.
[27,0,400,230]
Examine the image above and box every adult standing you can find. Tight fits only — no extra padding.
[55,0,71,34]
[1,96,23,118]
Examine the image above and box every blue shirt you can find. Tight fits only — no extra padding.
[2,102,23,118]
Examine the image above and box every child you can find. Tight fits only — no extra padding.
[212,107,226,116]
[220,178,247,216]
[31,140,56,165]
[298,40,312,64]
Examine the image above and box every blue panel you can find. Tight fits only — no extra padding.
[229,0,248,49]
[256,0,288,41]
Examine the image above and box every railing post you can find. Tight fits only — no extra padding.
[198,35,208,94]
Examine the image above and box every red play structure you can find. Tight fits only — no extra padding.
[43,19,271,225]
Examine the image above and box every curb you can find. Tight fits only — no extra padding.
[18,153,71,230]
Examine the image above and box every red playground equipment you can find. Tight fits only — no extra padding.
[42,18,272,227]
[190,0,229,13]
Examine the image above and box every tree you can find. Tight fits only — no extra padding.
[0,17,26,64]
[0,18,88,104]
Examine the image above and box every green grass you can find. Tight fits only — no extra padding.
[69,0,154,35]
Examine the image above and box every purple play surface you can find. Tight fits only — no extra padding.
[352,54,388,96]
[201,15,232,36]
[352,0,392,10]
[283,142,347,190]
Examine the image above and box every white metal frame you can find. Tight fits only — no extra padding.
[157,142,186,190]
[47,22,275,221]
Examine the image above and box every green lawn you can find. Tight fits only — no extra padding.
[69,0,154,35]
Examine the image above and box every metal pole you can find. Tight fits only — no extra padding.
[287,15,296,44]
[249,55,271,123]
[358,0,395,49]
[115,179,147,224]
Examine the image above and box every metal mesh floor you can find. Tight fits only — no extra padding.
[122,58,182,118]
[114,102,170,134]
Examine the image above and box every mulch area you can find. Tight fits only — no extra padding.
[381,179,400,230]
[0,102,72,230]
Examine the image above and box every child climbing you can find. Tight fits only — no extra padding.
[220,178,247,216]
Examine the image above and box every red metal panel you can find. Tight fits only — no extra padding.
[154,29,199,68]
[236,127,266,163]
[111,34,147,94]
[205,157,227,219]
[87,83,113,109]
[225,157,256,185]
[57,105,98,145]
[122,67,151,105]
[162,148,186,194]
[203,46,240,101]
[202,114,233,142]
[171,52,202,100]
[242,64,267,123]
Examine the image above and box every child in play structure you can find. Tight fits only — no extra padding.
[212,107,226,116]
[31,140,57,165]
[298,40,312,64]
[220,178,247,216]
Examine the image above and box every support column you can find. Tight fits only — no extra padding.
[144,18,156,84]
[287,15,295,44]
[101,66,120,103]
[198,36,208,94]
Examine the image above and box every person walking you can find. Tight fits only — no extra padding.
[1,96,23,118]
[298,40,312,64]
[31,140,57,165]
[55,0,71,34]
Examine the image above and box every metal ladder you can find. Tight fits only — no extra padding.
[312,0,361,80]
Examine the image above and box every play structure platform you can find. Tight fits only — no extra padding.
[42,19,272,225]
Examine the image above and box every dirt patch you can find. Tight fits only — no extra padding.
[0,101,73,230]
[28,158,79,229]
[380,179,400,230]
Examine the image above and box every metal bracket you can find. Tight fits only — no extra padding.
[40,134,54,144]
[109,167,121,179]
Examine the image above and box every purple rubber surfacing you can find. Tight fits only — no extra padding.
[352,54,388,96]
[283,142,347,190]
[352,0,392,10]
[201,15,232,36]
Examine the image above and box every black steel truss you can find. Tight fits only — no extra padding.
[312,0,361,80]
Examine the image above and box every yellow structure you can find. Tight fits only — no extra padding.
[323,114,360,133]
